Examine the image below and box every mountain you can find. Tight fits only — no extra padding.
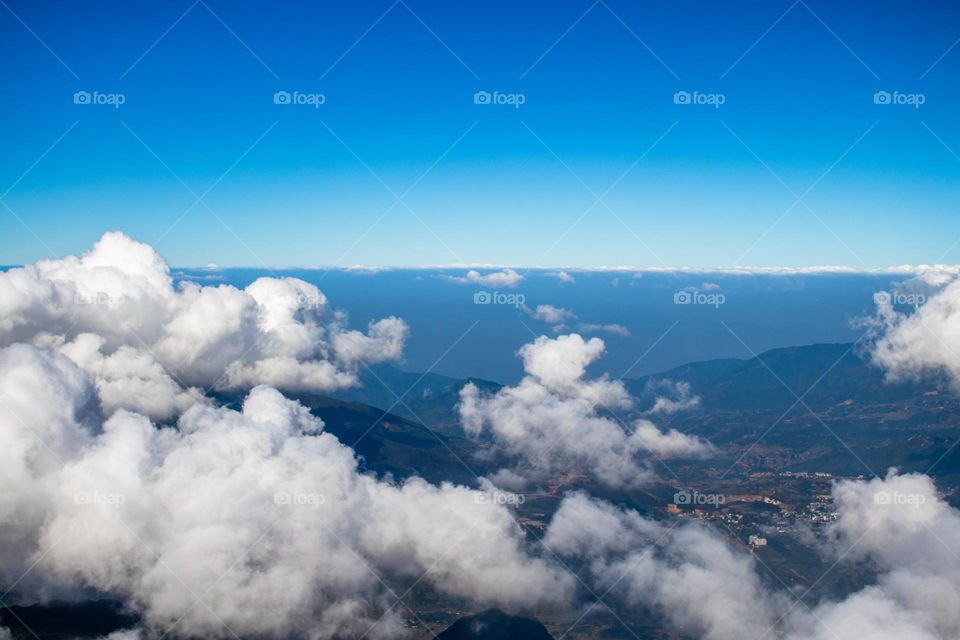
[437,609,554,640]
[328,364,502,437]
[625,343,960,480]
[626,342,938,413]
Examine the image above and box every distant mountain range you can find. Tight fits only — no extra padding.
[327,342,960,483]
[625,342,938,412]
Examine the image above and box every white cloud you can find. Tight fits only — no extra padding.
[578,322,630,337]
[545,470,960,640]
[0,345,573,639]
[548,271,575,283]
[0,232,408,419]
[444,269,524,287]
[531,304,576,325]
[644,379,701,414]
[457,334,711,488]
[525,305,630,337]
[544,492,780,640]
[869,274,960,386]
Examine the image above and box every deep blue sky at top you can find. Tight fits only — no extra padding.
[1,0,959,268]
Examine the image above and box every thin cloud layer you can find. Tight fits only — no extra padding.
[525,305,630,337]
[0,345,573,639]
[644,379,701,414]
[0,232,408,420]
[458,334,711,487]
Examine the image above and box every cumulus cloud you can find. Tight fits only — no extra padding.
[444,269,524,287]
[545,470,960,640]
[868,274,960,386]
[457,334,711,487]
[0,232,408,420]
[0,345,573,639]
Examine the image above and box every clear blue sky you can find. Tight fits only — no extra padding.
[2,0,959,268]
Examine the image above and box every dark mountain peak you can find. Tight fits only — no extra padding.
[437,609,554,640]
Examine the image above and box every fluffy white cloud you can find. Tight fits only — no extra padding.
[458,334,711,487]
[545,471,960,640]
[544,492,779,640]
[0,232,408,420]
[787,470,960,640]
[0,345,573,639]
[445,269,524,287]
[871,275,960,386]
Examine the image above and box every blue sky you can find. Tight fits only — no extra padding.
[2,0,959,267]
